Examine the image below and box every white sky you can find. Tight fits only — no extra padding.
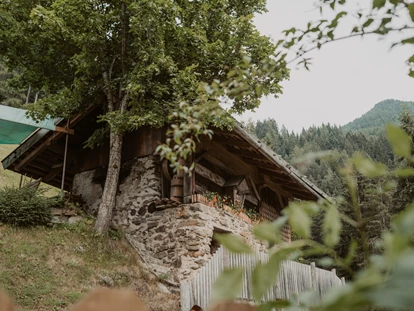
[238,0,414,133]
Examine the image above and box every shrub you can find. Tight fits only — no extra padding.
[0,187,57,226]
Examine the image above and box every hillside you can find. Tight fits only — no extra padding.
[342,99,414,134]
[0,145,20,188]
[0,221,179,311]
[0,145,59,196]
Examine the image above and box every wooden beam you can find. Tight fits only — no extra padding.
[225,146,266,161]
[195,163,227,187]
[44,164,64,182]
[247,175,261,201]
[211,136,251,148]
[14,105,96,172]
[261,175,292,199]
[198,140,260,182]
[241,157,283,172]
[55,126,74,135]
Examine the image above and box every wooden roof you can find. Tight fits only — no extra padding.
[196,125,327,201]
[2,110,328,200]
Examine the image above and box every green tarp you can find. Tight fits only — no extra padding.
[0,105,56,144]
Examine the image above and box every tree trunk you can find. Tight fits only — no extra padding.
[94,130,124,234]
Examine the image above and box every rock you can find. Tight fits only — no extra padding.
[75,245,85,253]
[155,251,168,259]
[147,222,158,229]
[157,282,171,294]
[138,206,146,215]
[155,225,166,232]
[148,202,157,213]
[187,245,199,251]
[132,218,145,226]
[177,219,198,228]
[68,216,83,224]
[51,216,68,224]
[99,275,114,287]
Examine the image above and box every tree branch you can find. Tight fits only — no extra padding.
[102,69,115,112]
[287,26,414,65]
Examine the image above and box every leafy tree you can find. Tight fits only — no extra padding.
[394,110,414,213]
[0,62,27,107]
[0,0,288,233]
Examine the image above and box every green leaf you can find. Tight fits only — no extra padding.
[409,70,414,78]
[362,18,374,28]
[352,153,389,177]
[253,216,287,243]
[284,203,313,238]
[373,0,386,9]
[252,249,295,300]
[323,204,342,247]
[345,240,358,264]
[386,124,412,158]
[317,257,334,267]
[212,267,244,302]
[409,4,414,22]
[213,233,253,254]
[402,37,414,45]
[395,168,414,177]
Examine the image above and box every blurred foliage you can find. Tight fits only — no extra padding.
[213,122,414,311]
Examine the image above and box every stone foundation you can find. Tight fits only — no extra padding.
[72,156,265,282]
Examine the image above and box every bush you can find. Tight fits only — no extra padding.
[0,187,57,226]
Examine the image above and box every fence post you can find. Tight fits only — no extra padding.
[341,277,346,286]
[180,281,191,311]
[310,262,316,290]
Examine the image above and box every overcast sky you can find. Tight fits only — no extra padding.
[238,0,414,133]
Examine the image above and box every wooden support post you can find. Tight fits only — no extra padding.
[311,262,316,291]
[183,156,194,204]
[170,158,185,203]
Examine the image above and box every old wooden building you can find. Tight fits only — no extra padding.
[2,106,328,280]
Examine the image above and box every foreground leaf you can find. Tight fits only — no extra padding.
[211,267,244,302]
[386,124,412,158]
[214,233,252,254]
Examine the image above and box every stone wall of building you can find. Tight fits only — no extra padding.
[72,155,265,282]
[125,202,267,282]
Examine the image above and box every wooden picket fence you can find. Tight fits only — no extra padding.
[180,247,344,311]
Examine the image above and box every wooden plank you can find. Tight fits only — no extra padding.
[44,164,64,182]
[195,163,226,187]
[195,174,223,194]
[241,157,282,172]
[14,105,96,172]
[198,140,260,182]
[2,129,49,169]
[210,135,252,148]
[183,157,193,204]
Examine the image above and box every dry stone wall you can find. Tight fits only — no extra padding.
[72,156,265,282]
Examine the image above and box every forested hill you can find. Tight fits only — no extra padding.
[342,99,414,134]
[251,99,414,196]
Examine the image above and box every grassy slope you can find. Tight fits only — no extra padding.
[0,145,59,196]
[0,145,20,188]
[0,222,179,311]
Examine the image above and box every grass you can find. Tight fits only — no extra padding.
[0,145,20,188]
[0,145,59,196]
[0,221,179,311]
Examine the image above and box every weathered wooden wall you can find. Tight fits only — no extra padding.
[180,247,344,311]
[78,127,166,172]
